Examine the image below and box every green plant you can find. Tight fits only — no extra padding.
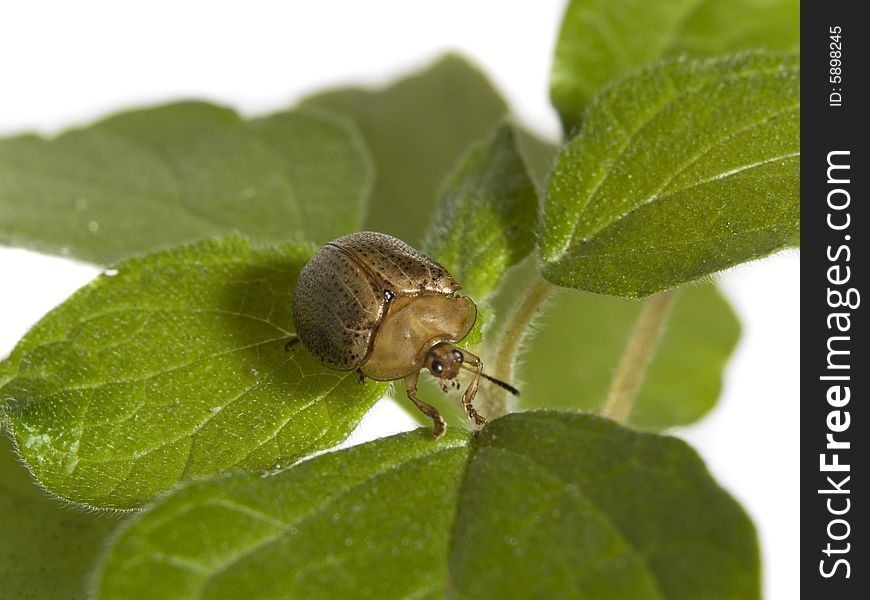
[0,1,798,598]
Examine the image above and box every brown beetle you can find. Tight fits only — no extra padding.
[291,231,517,437]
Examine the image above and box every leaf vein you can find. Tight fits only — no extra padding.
[642,103,799,206]
[560,63,796,258]
[488,444,667,598]
[192,446,466,596]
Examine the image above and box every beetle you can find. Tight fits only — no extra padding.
[291,231,518,437]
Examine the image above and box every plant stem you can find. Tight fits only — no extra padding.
[601,290,677,424]
[481,274,554,419]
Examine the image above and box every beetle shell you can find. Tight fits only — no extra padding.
[292,231,460,370]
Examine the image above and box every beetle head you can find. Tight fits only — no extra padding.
[425,342,464,381]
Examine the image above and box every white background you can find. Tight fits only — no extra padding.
[1,1,799,597]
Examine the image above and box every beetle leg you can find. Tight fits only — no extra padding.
[284,336,300,352]
[458,350,487,428]
[404,371,446,438]
[356,368,366,385]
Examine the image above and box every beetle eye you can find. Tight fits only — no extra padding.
[452,350,463,363]
[431,360,443,375]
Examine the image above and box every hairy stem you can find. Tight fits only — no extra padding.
[601,290,677,424]
[480,274,554,419]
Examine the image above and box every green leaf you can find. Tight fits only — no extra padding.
[423,124,539,302]
[93,412,759,599]
[0,435,122,600]
[551,0,800,129]
[0,238,387,509]
[453,413,759,598]
[0,103,372,264]
[498,261,739,428]
[540,52,799,297]
[96,429,471,599]
[302,54,509,246]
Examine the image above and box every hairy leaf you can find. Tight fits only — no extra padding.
[541,53,799,297]
[551,0,800,129]
[452,413,758,598]
[94,412,759,599]
[96,429,470,599]
[0,435,121,599]
[0,238,386,509]
[302,54,508,246]
[424,124,539,302]
[0,103,371,264]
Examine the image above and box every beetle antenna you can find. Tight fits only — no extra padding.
[482,373,520,396]
[481,372,520,396]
